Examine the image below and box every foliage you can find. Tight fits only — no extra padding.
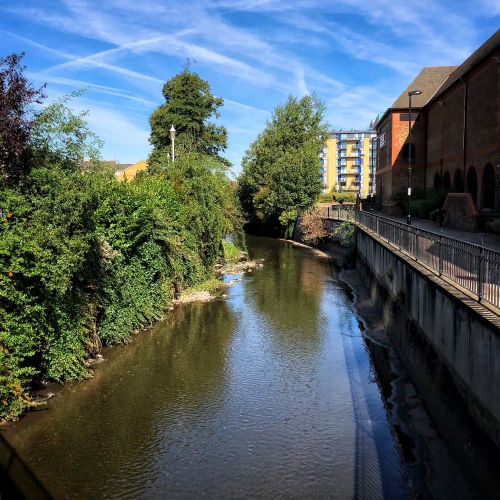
[299,208,329,246]
[148,68,228,167]
[317,190,357,204]
[0,62,242,420]
[0,53,45,183]
[332,191,356,204]
[333,221,356,249]
[239,95,329,237]
[222,240,241,262]
[30,91,103,169]
[485,219,500,234]
[183,278,225,295]
[392,187,448,219]
[318,192,333,203]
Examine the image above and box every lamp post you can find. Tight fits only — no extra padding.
[371,134,376,211]
[407,89,422,225]
[170,125,176,163]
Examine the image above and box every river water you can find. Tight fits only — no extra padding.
[1,237,474,498]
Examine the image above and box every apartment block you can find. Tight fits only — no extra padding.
[322,130,377,198]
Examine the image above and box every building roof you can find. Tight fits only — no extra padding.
[431,28,500,101]
[390,66,457,109]
[329,129,374,133]
[80,160,132,173]
[114,159,148,181]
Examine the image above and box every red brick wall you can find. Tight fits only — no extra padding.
[425,48,500,209]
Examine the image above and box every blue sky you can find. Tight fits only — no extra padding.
[1,1,499,175]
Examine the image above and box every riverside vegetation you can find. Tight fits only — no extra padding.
[238,95,329,237]
[0,55,243,420]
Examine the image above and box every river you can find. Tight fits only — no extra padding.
[1,236,479,498]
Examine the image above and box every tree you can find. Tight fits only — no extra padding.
[0,53,45,183]
[149,68,228,167]
[30,91,103,171]
[238,95,328,237]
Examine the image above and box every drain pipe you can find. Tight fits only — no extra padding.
[461,76,468,192]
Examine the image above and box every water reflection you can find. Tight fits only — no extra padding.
[4,300,236,498]
[1,236,465,499]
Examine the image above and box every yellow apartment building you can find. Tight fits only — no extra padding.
[321,130,377,198]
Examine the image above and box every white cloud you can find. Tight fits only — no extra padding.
[3,0,495,168]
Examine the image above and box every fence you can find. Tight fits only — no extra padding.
[322,207,500,310]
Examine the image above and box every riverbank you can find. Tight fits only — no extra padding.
[173,259,264,305]
[339,269,472,499]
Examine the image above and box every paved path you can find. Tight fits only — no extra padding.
[368,212,500,252]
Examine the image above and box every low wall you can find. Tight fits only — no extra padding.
[355,227,500,449]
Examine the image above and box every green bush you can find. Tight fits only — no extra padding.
[392,188,448,219]
[331,191,356,204]
[222,241,241,262]
[0,156,240,420]
[0,61,243,420]
[317,192,332,203]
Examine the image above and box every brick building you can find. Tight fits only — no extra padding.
[374,29,500,215]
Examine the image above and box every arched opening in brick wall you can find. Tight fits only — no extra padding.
[433,173,442,190]
[481,163,496,209]
[453,169,463,192]
[466,167,478,206]
[443,171,451,190]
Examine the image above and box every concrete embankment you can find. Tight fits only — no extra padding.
[353,225,500,495]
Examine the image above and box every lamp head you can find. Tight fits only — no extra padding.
[170,125,176,140]
[408,89,422,96]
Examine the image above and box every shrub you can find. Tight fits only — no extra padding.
[331,191,356,204]
[299,208,329,245]
[392,188,448,219]
[222,241,241,262]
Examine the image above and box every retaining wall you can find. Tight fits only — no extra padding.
[356,226,500,448]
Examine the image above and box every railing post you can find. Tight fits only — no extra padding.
[438,235,443,275]
[327,206,330,219]
[478,247,483,302]
[415,229,418,262]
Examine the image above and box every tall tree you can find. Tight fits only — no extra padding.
[149,68,228,166]
[238,95,328,237]
[0,53,45,183]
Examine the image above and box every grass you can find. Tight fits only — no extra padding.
[184,278,225,295]
[223,240,241,262]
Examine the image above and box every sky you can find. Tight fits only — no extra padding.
[0,1,499,174]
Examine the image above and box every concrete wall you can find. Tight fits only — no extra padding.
[356,227,500,448]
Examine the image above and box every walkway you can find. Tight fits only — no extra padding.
[321,207,500,311]
[376,213,500,253]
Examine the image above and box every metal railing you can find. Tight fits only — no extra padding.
[321,207,500,310]
[319,205,355,220]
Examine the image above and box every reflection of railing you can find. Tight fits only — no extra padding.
[321,208,500,310]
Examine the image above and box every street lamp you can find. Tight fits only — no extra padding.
[170,125,176,162]
[407,89,422,225]
[371,134,377,211]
